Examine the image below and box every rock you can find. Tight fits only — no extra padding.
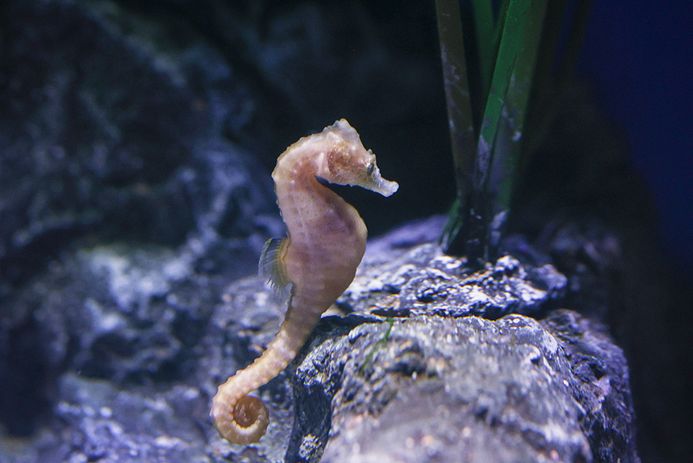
[0,0,283,447]
[0,0,282,442]
[0,213,639,463]
[305,315,594,463]
[283,219,637,462]
[0,0,279,296]
[339,243,567,319]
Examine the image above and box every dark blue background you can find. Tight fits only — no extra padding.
[580,2,692,271]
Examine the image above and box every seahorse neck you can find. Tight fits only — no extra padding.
[274,149,361,242]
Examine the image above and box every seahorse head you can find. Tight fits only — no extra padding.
[315,119,399,197]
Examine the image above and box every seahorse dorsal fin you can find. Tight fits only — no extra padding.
[259,237,291,292]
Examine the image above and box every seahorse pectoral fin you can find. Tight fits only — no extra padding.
[259,237,292,293]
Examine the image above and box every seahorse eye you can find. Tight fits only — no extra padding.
[367,161,375,175]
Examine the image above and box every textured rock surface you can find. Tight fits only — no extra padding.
[0,0,281,297]
[305,315,596,463]
[282,223,638,463]
[339,243,567,319]
[0,214,640,463]
[0,0,281,455]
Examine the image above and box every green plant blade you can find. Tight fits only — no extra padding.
[475,0,548,258]
[435,0,478,253]
[472,0,496,98]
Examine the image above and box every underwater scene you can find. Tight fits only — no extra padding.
[1,1,690,462]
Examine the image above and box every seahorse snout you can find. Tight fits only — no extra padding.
[367,165,399,197]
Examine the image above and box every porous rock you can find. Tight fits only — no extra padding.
[0,213,639,463]
[283,220,638,462]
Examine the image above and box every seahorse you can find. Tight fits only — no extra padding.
[211,119,399,444]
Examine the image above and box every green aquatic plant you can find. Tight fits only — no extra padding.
[436,0,591,262]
